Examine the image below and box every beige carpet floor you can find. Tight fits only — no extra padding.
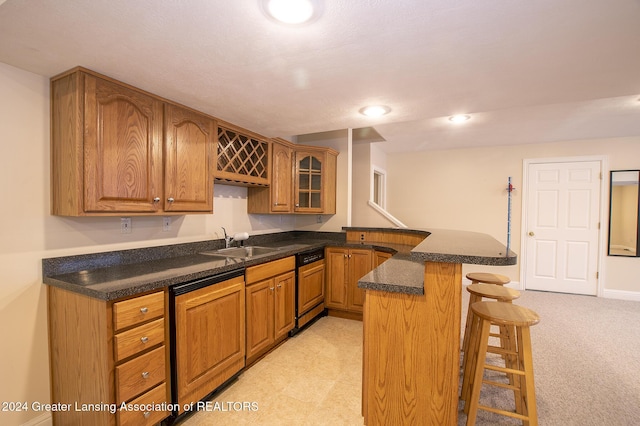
[180,289,640,425]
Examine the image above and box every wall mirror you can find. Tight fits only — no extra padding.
[608,170,640,256]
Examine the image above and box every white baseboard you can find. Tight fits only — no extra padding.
[602,288,640,301]
[21,413,51,426]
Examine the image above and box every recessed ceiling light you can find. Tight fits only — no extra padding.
[448,114,471,123]
[360,105,391,117]
[262,0,317,25]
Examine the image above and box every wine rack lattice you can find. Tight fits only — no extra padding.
[216,127,269,186]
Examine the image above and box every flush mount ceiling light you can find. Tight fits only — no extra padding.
[448,114,471,123]
[261,0,319,25]
[360,105,391,117]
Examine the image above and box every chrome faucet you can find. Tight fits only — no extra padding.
[221,227,234,248]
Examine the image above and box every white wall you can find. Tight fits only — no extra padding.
[385,138,640,296]
[0,62,295,426]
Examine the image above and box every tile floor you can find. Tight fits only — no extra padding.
[179,316,365,425]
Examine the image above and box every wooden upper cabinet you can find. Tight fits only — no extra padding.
[50,67,216,216]
[294,148,337,214]
[83,74,164,213]
[247,138,293,214]
[248,140,337,215]
[215,125,270,186]
[164,104,216,212]
[271,141,294,212]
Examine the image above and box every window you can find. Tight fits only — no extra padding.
[372,167,386,208]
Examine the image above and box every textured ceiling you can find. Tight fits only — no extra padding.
[0,0,639,152]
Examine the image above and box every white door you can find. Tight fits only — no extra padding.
[524,160,601,295]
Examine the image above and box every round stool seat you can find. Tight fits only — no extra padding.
[466,272,510,286]
[471,301,540,327]
[466,284,520,302]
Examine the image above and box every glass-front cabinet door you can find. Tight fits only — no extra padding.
[295,152,324,213]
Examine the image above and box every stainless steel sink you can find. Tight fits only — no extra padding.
[200,246,280,259]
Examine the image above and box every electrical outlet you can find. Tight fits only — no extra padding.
[121,218,131,234]
[163,216,171,232]
[316,215,322,223]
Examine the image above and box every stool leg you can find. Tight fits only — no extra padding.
[461,310,481,405]
[465,318,491,425]
[462,294,481,371]
[520,326,538,426]
[503,323,522,416]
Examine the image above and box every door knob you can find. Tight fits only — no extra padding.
[528,231,535,236]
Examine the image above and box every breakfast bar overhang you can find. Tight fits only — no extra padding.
[358,229,517,425]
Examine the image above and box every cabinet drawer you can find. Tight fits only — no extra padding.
[117,382,169,426]
[114,318,165,362]
[113,292,164,332]
[246,256,295,284]
[116,346,166,403]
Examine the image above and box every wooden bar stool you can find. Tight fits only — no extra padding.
[464,301,540,426]
[466,272,511,286]
[461,284,520,402]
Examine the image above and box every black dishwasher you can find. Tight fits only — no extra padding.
[168,268,245,421]
[291,248,327,335]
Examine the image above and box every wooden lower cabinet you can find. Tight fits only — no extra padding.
[48,288,171,425]
[245,257,295,363]
[325,247,374,315]
[374,250,393,267]
[173,275,245,414]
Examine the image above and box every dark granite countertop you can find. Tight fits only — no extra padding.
[43,228,517,300]
[353,227,517,295]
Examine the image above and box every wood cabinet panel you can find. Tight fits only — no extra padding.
[51,67,216,216]
[114,318,165,362]
[115,345,166,403]
[84,74,164,213]
[325,247,373,314]
[245,279,275,359]
[245,259,295,363]
[164,104,216,212]
[298,260,325,314]
[113,291,164,332]
[174,276,245,412]
[48,287,170,425]
[117,383,170,426]
[347,249,373,312]
[325,247,349,309]
[271,141,294,212]
[374,250,393,267]
[274,271,295,339]
[245,256,295,284]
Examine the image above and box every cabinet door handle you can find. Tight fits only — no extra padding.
[269,287,275,291]
[153,197,160,203]
[274,202,278,206]
[167,197,175,203]
[141,371,149,379]
[277,284,282,288]
[140,307,148,314]
[143,411,151,419]
[295,203,300,207]
[140,336,149,344]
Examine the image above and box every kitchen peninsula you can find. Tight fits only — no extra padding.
[42,227,515,425]
[356,228,517,425]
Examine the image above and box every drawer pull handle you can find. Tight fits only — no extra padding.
[143,411,151,419]
[140,307,148,314]
[140,336,149,344]
[141,371,149,379]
